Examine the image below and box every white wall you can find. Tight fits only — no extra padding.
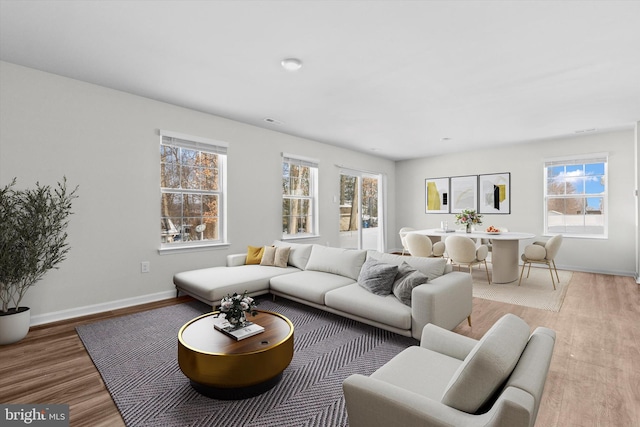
[395,130,636,277]
[633,122,640,284]
[0,61,396,323]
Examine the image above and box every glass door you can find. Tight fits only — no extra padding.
[339,171,383,251]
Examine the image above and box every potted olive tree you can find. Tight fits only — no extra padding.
[0,177,78,345]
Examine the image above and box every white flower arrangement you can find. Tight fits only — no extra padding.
[218,290,258,326]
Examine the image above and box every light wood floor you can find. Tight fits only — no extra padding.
[1,273,638,427]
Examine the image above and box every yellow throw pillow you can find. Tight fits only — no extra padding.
[246,245,265,265]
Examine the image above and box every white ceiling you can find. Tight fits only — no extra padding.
[1,0,639,161]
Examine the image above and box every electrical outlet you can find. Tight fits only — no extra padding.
[141,261,150,273]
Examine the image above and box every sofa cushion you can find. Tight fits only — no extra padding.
[305,245,367,280]
[394,261,415,281]
[173,265,300,304]
[260,246,276,266]
[272,240,313,269]
[392,268,429,306]
[246,245,265,265]
[441,313,531,413]
[269,270,356,305]
[260,246,290,267]
[325,284,412,330]
[273,246,291,267]
[371,346,463,401]
[357,257,398,296]
[368,251,447,281]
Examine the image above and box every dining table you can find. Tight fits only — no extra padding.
[411,229,536,284]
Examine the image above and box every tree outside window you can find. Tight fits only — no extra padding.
[160,133,226,247]
[282,155,318,238]
[544,157,606,237]
[339,175,379,232]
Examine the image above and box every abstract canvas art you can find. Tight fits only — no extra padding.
[450,175,478,213]
[479,173,511,214]
[425,177,449,213]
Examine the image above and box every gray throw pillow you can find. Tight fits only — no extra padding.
[393,269,429,306]
[394,261,415,282]
[357,257,398,296]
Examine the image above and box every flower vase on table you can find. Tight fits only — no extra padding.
[228,312,247,328]
[455,209,482,234]
[217,291,258,331]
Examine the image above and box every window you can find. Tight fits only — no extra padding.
[160,130,227,249]
[544,154,607,238]
[282,153,318,239]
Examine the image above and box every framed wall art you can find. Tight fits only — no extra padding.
[450,175,478,213]
[479,172,511,214]
[425,177,450,213]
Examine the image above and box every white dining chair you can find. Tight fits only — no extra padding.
[446,235,491,284]
[519,234,563,290]
[398,227,415,255]
[405,233,445,258]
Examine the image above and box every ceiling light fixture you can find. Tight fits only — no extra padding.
[281,58,302,71]
[264,117,283,125]
[574,128,597,134]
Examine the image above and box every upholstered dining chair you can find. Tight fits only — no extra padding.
[405,233,445,258]
[445,235,491,284]
[519,234,563,290]
[398,227,415,255]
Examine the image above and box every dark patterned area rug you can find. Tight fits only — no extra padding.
[76,297,416,427]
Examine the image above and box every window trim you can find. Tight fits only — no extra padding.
[282,152,319,240]
[543,152,608,239]
[159,130,228,251]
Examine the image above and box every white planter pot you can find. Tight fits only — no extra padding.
[0,307,31,345]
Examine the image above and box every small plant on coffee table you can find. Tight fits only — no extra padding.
[217,291,258,328]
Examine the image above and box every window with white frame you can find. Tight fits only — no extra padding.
[544,154,607,238]
[160,131,227,248]
[282,153,319,238]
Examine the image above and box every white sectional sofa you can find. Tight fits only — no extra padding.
[173,241,473,339]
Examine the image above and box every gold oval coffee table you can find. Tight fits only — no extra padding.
[178,310,294,399]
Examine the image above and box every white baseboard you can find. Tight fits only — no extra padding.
[30,290,177,326]
[554,264,636,278]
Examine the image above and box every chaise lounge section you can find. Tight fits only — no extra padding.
[173,241,473,339]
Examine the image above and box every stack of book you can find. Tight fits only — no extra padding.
[214,319,265,341]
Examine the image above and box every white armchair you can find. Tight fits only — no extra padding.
[405,233,445,258]
[343,314,556,427]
